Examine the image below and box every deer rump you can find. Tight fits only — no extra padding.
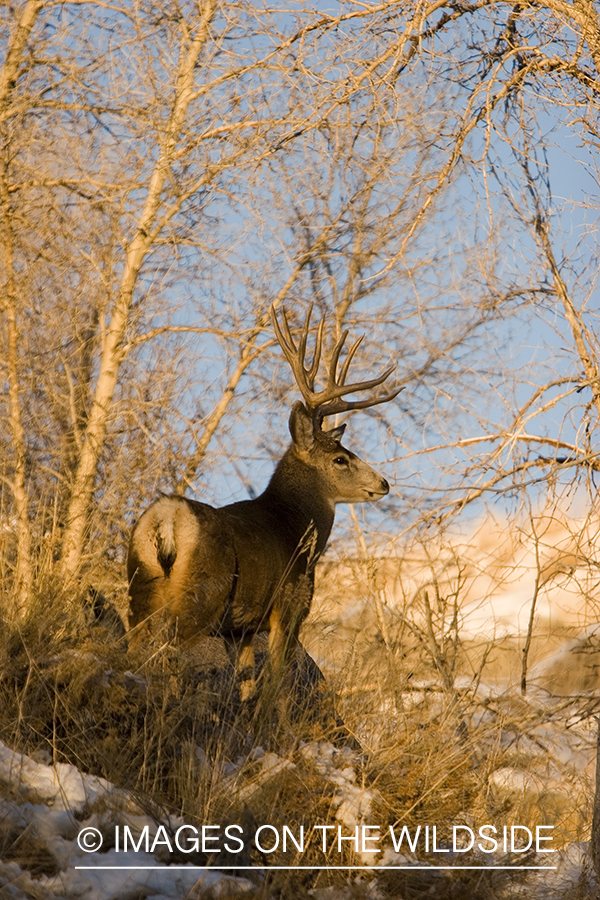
[128,494,315,646]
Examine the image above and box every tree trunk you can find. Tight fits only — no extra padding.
[59,0,217,577]
[0,0,44,613]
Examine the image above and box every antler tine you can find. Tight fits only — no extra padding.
[272,304,296,357]
[272,303,403,423]
[322,353,399,403]
[336,362,397,398]
[327,330,348,387]
[319,380,405,419]
[271,303,325,403]
[338,334,363,386]
[296,304,324,388]
[308,312,324,384]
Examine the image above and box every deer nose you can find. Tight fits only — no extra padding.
[381,478,389,494]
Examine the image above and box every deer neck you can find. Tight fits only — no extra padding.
[261,447,335,554]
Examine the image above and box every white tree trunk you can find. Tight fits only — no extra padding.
[59,0,217,576]
[0,0,44,613]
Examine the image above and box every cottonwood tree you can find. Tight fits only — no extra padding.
[384,0,600,647]
[1,0,597,615]
[1,0,523,611]
[382,0,600,869]
[341,0,600,512]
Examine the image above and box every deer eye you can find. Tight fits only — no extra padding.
[334,455,349,466]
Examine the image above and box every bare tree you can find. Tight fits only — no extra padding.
[1,0,516,604]
[380,0,600,872]
[0,1,59,611]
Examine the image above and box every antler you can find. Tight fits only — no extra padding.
[271,304,404,425]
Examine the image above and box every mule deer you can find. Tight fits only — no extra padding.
[128,306,402,697]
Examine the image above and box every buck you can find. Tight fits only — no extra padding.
[127,305,402,696]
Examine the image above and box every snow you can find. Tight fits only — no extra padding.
[0,721,596,898]
[42,849,252,900]
[298,741,376,864]
[0,739,255,900]
[0,740,122,812]
[234,751,296,802]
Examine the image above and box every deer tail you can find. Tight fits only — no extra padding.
[155,515,177,576]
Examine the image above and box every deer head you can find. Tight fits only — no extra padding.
[271,304,403,505]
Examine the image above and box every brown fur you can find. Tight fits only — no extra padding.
[128,402,389,675]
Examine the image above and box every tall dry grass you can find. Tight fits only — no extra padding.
[0,522,596,897]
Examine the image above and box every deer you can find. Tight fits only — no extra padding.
[127,305,402,709]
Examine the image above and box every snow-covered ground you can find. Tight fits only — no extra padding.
[0,727,597,899]
[0,738,254,899]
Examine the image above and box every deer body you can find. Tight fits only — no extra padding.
[128,401,388,668]
[128,307,401,688]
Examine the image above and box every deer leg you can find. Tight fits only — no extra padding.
[222,633,256,701]
[267,606,287,678]
[266,597,305,735]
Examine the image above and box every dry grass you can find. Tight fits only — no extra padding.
[0,569,596,899]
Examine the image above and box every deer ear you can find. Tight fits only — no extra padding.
[289,401,315,451]
[324,423,346,442]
